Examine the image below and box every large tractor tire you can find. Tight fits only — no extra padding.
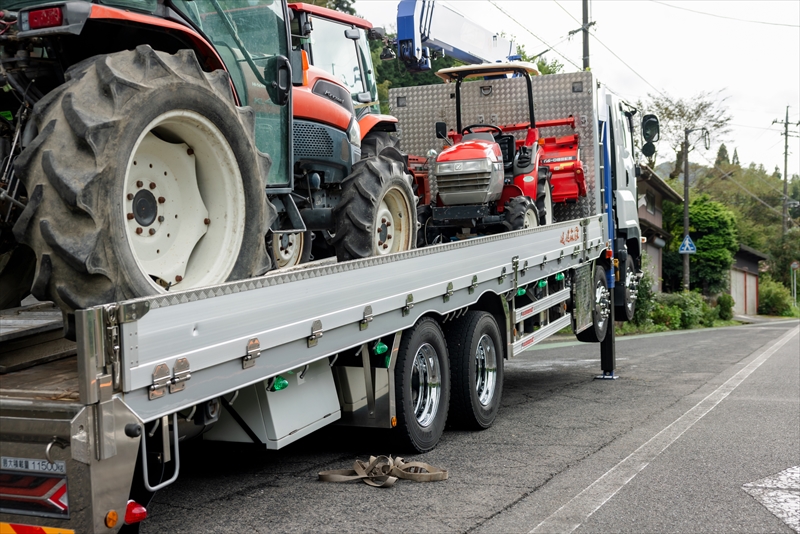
[331,147,416,261]
[360,130,397,159]
[394,317,450,452]
[576,262,611,343]
[504,196,538,231]
[12,46,274,334]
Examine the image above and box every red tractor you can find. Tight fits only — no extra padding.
[417,62,586,245]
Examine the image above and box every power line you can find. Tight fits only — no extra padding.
[650,1,800,28]
[488,1,583,70]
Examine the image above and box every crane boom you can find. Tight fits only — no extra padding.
[397,0,514,71]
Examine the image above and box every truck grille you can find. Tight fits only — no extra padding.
[433,172,496,205]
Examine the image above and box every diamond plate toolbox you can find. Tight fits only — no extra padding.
[389,71,601,221]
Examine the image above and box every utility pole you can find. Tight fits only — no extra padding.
[682,127,709,291]
[582,0,590,70]
[772,106,800,235]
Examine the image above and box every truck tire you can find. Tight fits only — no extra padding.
[394,317,450,452]
[332,147,416,261]
[576,263,611,343]
[271,231,312,268]
[12,46,273,330]
[360,130,397,159]
[614,254,637,322]
[445,311,504,429]
[504,196,538,231]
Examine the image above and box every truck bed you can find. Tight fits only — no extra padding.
[0,355,80,402]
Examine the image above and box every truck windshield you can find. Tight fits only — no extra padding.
[173,0,291,187]
[306,17,372,104]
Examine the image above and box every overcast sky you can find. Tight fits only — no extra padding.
[353,0,800,180]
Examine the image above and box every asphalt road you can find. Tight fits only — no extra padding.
[143,320,800,533]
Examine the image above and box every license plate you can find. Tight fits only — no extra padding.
[0,457,66,475]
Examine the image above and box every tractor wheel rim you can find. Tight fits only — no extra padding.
[411,342,441,427]
[375,186,412,255]
[475,333,497,406]
[124,110,245,291]
[272,233,305,268]
[523,207,538,229]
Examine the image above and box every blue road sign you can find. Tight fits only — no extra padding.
[679,235,697,254]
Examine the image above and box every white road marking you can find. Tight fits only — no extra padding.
[530,326,799,534]
[743,466,800,533]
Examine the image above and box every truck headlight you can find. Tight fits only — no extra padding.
[435,158,492,175]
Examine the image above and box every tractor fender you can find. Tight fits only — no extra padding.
[359,114,398,139]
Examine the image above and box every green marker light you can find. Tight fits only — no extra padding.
[517,287,527,296]
[373,341,388,355]
[271,375,289,391]
[555,273,565,281]
[538,280,548,288]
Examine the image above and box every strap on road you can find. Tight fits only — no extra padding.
[318,455,448,488]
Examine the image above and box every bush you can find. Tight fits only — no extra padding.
[652,304,682,330]
[633,253,657,327]
[657,290,705,329]
[717,293,734,320]
[701,301,720,326]
[758,275,793,316]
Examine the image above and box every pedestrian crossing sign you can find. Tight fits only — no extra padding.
[679,235,696,254]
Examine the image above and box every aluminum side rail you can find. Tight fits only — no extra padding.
[76,216,606,423]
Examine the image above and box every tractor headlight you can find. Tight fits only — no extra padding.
[347,119,361,148]
[435,158,493,175]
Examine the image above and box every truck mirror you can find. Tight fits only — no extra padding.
[435,122,447,140]
[263,55,291,106]
[641,114,660,143]
[368,27,386,40]
[356,92,373,104]
[641,142,656,158]
[344,28,360,40]
[289,49,304,86]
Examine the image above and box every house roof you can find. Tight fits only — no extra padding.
[737,244,768,262]
[639,164,683,203]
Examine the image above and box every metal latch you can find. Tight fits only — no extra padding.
[520,260,529,277]
[308,320,324,348]
[169,358,191,393]
[498,267,507,284]
[360,306,373,331]
[541,255,548,270]
[469,276,478,294]
[149,364,171,400]
[243,338,261,369]
[443,282,454,303]
[402,294,414,316]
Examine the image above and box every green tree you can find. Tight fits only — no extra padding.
[637,91,731,178]
[662,195,738,295]
[714,143,729,166]
[767,229,800,287]
[309,0,355,15]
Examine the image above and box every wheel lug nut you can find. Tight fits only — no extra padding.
[158,216,165,223]
[127,193,133,200]
[149,228,156,235]
[382,244,388,249]
[175,275,183,282]
[204,218,211,225]
[387,235,392,240]
[378,241,383,246]
[381,218,387,224]
[377,228,382,234]
[136,180,143,188]
[136,227,143,235]
[187,148,194,156]
[386,221,392,227]
[158,197,165,204]
[127,213,134,220]
[149,182,156,190]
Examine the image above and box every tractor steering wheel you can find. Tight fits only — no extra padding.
[462,124,503,137]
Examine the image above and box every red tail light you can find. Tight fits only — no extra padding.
[0,471,69,518]
[28,7,63,29]
[125,499,148,524]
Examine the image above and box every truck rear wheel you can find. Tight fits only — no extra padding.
[445,311,503,429]
[504,196,538,231]
[12,46,272,329]
[332,148,416,261]
[576,263,611,343]
[615,255,637,322]
[394,317,450,452]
